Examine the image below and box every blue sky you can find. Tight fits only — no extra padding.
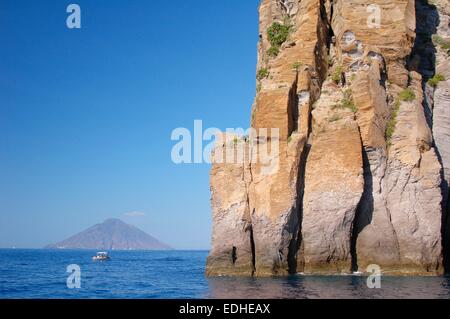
[0,0,259,249]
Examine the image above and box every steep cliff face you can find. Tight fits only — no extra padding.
[206,134,254,276]
[249,0,330,276]
[207,0,450,276]
[428,0,450,271]
[301,91,364,273]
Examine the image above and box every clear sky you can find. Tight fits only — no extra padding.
[0,0,259,249]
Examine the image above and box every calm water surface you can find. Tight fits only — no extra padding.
[1,249,450,299]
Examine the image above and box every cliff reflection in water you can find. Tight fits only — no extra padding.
[207,276,450,299]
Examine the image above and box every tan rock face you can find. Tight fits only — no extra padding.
[330,1,444,275]
[352,62,389,149]
[434,81,450,202]
[207,0,448,276]
[428,0,450,272]
[249,0,330,276]
[332,0,415,87]
[358,73,443,274]
[301,88,364,274]
[206,134,254,276]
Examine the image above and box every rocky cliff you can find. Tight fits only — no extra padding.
[206,0,450,276]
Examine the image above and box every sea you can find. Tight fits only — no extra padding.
[1,249,450,299]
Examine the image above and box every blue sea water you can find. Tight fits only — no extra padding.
[1,249,450,299]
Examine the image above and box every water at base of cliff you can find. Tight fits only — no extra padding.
[1,249,450,299]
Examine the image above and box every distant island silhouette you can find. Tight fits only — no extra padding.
[45,218,172,250]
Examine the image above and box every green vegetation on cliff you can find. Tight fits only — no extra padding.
[266,21,290,58]
[428,73,446,87]
[386,99,401,145]
[332,89,357,113]
[398,88,416,102]
[257,68,269,81]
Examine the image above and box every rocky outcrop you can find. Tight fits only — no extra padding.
[341,0,443,275]
[384,73,442,274]
[205,134,254,276]
[208,0,330,277]
[249,0,330,277]
[207,0,449,276]
[434,84,450,185]
[332,0,415,87]
[301,85,364,274]
[426,0,450,271]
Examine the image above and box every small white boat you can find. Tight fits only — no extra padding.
[92,252,111,261]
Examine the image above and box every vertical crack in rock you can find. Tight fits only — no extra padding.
[301,88,364,274]
[409,0,438,127]
[231,247,237,265]
[298,0,366,275]
[249,222,256,276]
[349,59,402,273]
[288,141,311,274]
[410,0,450,273]
[351,146,372,272]
[247,0,331,276]
[383,72,443,274]
[206,134,255,276]
[322,0,443,275]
